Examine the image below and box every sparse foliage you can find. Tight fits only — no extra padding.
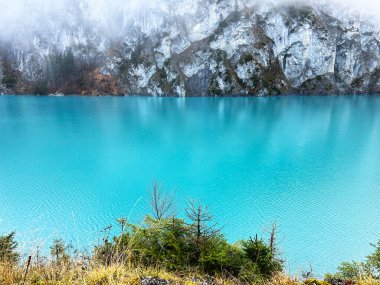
[94,194,283,280]
[116,217,128,233]
[368,240,380,277]
[184,199,223,268]
[0,232,19,263]
[149,181,175,220]
[325,239,380,282]
[50,239,72,263]
[0,191,288,284]
[269,222,280,257]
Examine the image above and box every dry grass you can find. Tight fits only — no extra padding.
[1,260,379,285]
[0,261,301,285]
[0,261,240,285]
[356,277,380,285]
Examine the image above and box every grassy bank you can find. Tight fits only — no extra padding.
[0,261,298,285]
[1,185,379,285]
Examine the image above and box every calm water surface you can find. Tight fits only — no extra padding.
[0,95,380,274]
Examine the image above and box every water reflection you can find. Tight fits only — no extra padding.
[0,95,379,274]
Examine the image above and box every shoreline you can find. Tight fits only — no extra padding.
[2,93,380,98]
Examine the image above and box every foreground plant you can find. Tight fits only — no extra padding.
[0,183,379,285]
[324,240,380,284]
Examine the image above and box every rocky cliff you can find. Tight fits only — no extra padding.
[1,0,380,96]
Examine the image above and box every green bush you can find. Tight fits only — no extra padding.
[95,200,283,280]
[368,240,380,277]
[199,236,244,275]
[326,239,380,281]
[242,236,283,277]
[1,187,285,283]
[95,216,192,270]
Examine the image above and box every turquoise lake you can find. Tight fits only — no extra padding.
[0,95,380,274]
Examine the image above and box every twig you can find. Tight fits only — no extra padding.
[22,255,32,284]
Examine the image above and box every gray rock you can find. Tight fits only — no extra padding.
[1,0,380,96]
[141,277,170,285]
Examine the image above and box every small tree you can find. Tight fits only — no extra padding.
[368,240,380,273]
[269,222,279,257]
[1,61,18,89]
[185,199,220,264]
[50,239,71,263]
[242,235,283,278]
[0,232,19,263]
[149,181,175,220]
[328,239,380,281]
[116,217,128,234]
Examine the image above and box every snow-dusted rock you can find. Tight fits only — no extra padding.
[1,0,380,96]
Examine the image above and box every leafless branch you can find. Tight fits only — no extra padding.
[185,199,221,240]
[149,180,176,220]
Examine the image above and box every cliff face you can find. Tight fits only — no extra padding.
[1,0,380,96]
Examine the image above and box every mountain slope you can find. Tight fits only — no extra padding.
[1,0,380,96]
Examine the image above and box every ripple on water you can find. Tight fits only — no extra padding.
[0,95,379,274]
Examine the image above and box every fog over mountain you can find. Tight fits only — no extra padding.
[0,0,379,39]
[0,0,380,96]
